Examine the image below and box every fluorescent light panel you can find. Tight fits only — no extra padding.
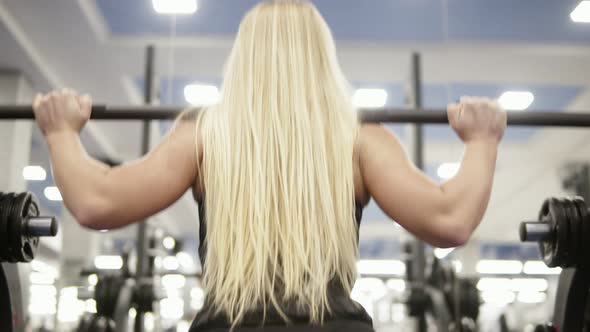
[477,277,548,292]
[571,1,590,23]
[94,255,123,270]
[476,260,523,275]
[498,91,534,111]
[352,89,388,108]
[523,260,562,275]
[437,162,460,180]
[184,84,220,106]
[517,291,546,304]
[357,259,405,276]
[152,0,197,14]
[23,166,46,181]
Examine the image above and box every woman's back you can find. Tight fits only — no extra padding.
[193,1,366,329]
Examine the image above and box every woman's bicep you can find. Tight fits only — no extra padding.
[94,120,198,229]
[359,125,454,246]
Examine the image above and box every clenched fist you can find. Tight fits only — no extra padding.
[448,96,507,144]
[33,88,92,137]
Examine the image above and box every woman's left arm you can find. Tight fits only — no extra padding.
[34,89,198,230]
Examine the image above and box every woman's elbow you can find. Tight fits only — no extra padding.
[73,199,114,231]
[433,217,472,248]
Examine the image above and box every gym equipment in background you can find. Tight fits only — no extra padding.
[405,242,480,332]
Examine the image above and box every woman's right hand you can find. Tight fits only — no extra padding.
[448,96,507,144]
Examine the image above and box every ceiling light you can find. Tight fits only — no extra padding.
[44,186,62,201]
[184,84,220,106]
[498,91,534,111]
[88,274,98,286]
[23,166,46,181]
[163,236,176,250]
[94,255,123,270]
[152,0,197,15]
[352,89,388,108]
[571,1,590,23]
[476,260,523,274]
[523,260,562,275]
[437,162,460,180]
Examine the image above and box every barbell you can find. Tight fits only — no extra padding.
[1,105,590,127]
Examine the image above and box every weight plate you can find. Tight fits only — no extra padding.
[539,198,563,267]
[0,192,10,261]
[10,192,34,263]
[572,197,590,268]
[10,192,26,263]
[560,198,579,268]
[4,192,18,263]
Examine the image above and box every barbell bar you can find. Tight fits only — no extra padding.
[1,105,590,127]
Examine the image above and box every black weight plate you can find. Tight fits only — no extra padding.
[572,197,590,267]
[539,198,562,267]
[10,192,31,263]
[0,192,10,261]
[21,192,38,262]
[552,198,571,268]
[3,193,18,263]
[9,192,26,263]
[560,198,580,267]
[566,197,583,267]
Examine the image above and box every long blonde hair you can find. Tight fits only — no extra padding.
[196,1,359,327]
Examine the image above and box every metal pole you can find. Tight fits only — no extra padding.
[6,105,590,127]
[134,44,155,332]
[408,52,427,332]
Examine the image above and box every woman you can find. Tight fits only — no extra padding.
[32,1,505,331]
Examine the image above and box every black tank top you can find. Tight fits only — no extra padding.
[190,202,373,331]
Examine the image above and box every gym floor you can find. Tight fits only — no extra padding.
[1,1,590,331]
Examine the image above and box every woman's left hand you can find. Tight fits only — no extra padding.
[33,89,92,137]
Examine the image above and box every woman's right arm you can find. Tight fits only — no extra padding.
[359,97,506,248]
